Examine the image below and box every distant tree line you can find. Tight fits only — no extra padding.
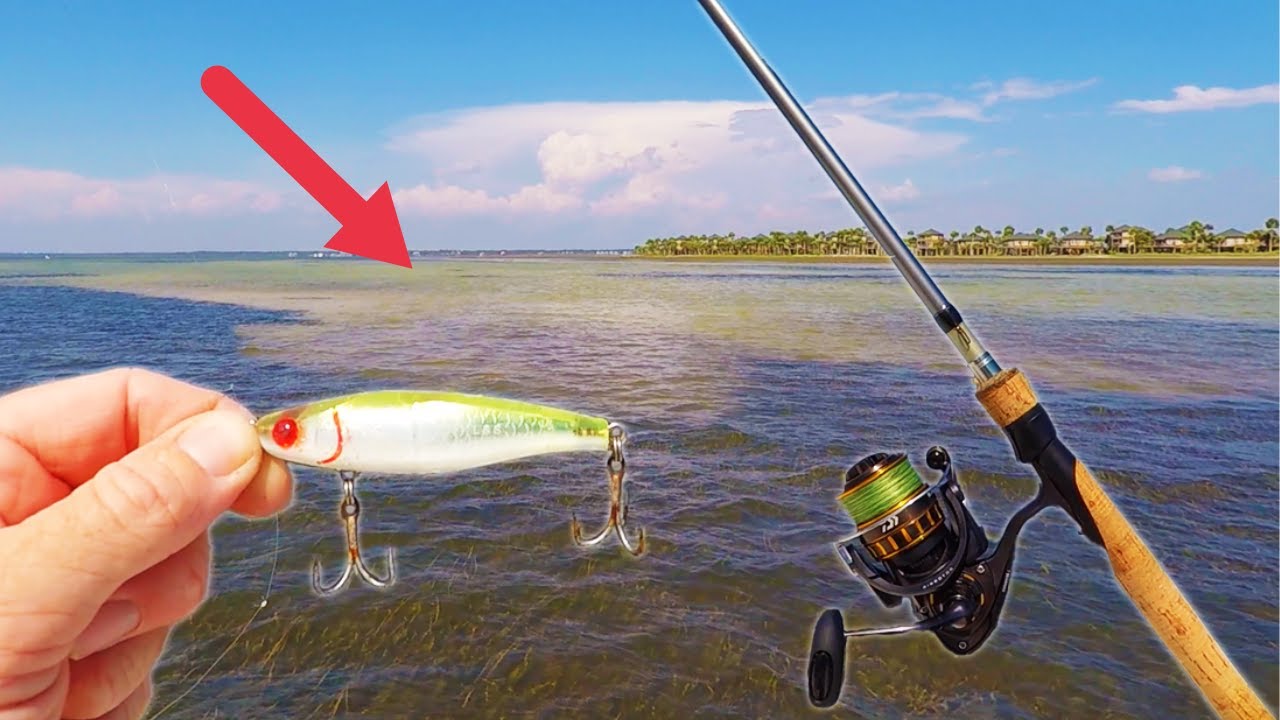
[633,219,1280,257]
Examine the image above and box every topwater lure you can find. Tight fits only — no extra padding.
[255,390,645,595]
[697,2,1272,719]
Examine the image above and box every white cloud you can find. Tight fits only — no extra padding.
[838,77,1095,123]
[828,92,990,122]
[386,98,969,221]
[536,130,663,186]
[911,97,990,121]
[1148,165,1204,182]
[975,77,1099,106]
[0,167,283,220]
[1113,84,1280,113]
[877,179,920,203]
[394,182,583,215]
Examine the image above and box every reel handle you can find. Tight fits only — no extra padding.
[976,368,1273,720]
[807,598,978,709]
[843,597,975,638]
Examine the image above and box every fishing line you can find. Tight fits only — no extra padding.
[148,513,281,719]
[150,155,176,211]
[837,454,926,530]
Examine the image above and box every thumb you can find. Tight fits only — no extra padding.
[18,409,263,612]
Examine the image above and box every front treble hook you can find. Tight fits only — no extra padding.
[571,423,646,556]
[312,471,397,596]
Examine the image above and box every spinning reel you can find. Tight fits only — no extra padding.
[807,446,1070,708]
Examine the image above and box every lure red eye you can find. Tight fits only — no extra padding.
[271,417,299,448]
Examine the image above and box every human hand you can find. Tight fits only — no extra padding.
[0,368,293,720]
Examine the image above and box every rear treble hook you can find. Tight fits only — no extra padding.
[571,423,646,555]
[312,471,397,595]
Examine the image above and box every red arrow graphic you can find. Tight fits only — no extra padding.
[200,65,411,268]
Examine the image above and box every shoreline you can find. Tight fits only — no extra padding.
[2,252,1277,269]
[622,253,1280,267]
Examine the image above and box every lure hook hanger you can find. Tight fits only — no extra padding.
[312,470,397,595]
[571,423,646,556]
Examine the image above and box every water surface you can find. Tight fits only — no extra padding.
[1,257,1276,719]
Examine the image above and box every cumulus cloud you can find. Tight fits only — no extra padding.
[1113,84,1280,113]
[0,75,1105,248]
[1148,165,1204,182]
[387,98,968,223]
[0,166,283,221]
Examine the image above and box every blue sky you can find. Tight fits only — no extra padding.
[1,0,1277,252]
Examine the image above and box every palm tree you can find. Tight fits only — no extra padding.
[1246,229,1267,252]
[1132,227,1156,254]
[633,218,1273,257]
[1185,220,1214,252]
[982,230,995,256]
[766,230,786,256]
[1264,218,1279,252]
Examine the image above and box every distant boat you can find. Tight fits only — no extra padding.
[288,252,298,258]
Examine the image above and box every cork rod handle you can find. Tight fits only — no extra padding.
[1073,460,1272,719]
[975,368,1272,720]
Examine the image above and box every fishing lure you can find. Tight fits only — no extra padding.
[255,390,645,595]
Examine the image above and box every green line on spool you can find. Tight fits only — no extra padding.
[839,456,925,527]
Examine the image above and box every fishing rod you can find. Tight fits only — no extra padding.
[695,1,1273,718]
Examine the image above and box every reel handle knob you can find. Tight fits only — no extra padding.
[926,445,950,470]
[807,609,846,708]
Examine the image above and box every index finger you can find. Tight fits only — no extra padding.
[1,367,244,484]
[0,367,292,521]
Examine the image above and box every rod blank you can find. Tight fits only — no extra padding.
[695,0,1001,381]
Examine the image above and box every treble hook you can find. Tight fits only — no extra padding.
[312,471,397,596]
[571,423,646,555]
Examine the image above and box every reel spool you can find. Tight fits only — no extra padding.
[808,446,1053,708]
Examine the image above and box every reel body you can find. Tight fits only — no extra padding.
[808,447,1051,708]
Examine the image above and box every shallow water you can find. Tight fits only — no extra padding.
[1,257,1277,719]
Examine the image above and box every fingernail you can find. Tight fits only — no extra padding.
[177,411,257,479]
[70,600,140,660]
